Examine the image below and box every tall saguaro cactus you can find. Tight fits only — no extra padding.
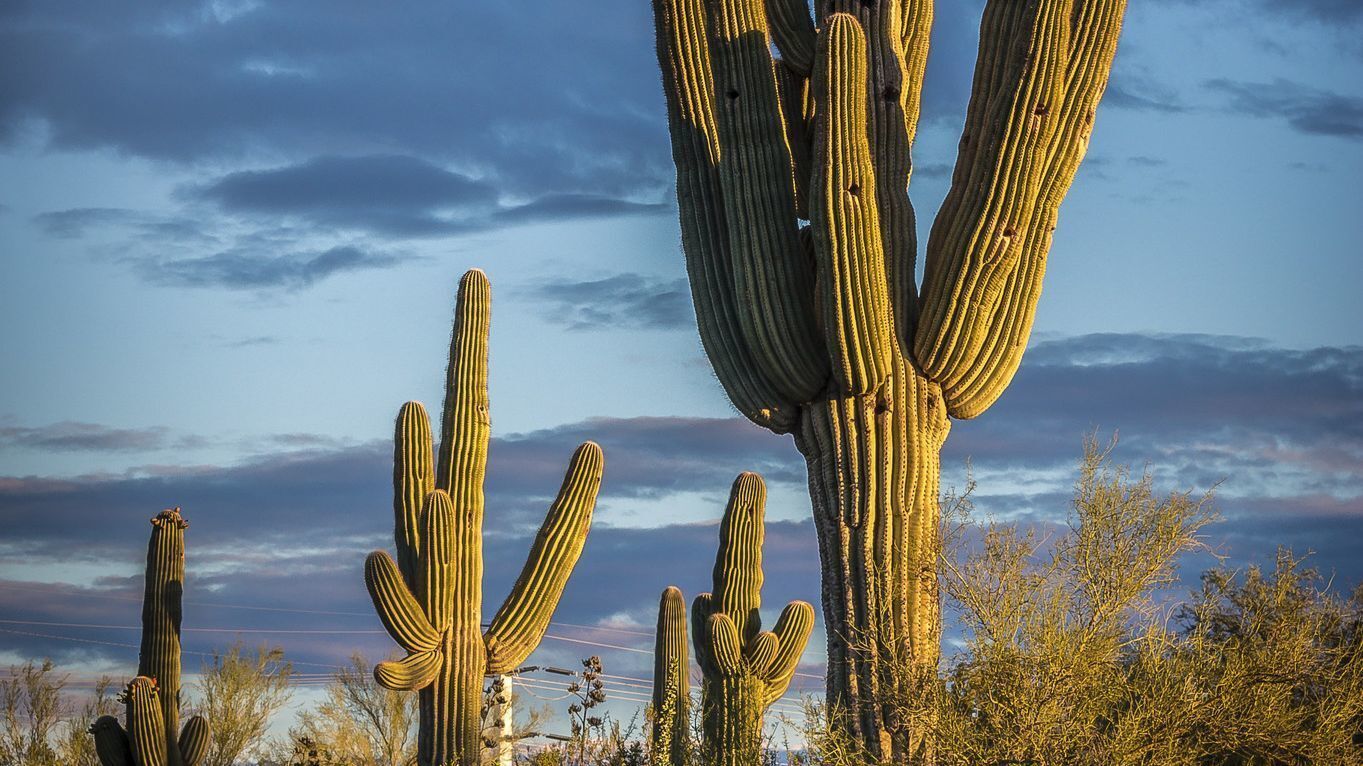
[691,473,815,766]
[652,0,1126,758]
[365,269,605,766]
[91,508,211,766]
[651,586,690,766]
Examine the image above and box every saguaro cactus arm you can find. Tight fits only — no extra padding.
[485,441,603,673]
[124,678,167,766]
[811,14,895,396]
[364,269,603,766]
[917,0,1127,417]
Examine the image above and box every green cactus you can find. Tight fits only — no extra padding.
[691,473,814,766]
[365,269,604,766]
[91,508,211,766]
[650,586,690,766]
[652,0,1126,758]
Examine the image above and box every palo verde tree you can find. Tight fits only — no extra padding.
[651,0,1127,759]
[365,270,604,766]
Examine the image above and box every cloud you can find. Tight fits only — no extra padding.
[1102,81,1190,114]
[1155,0,1362,25]
[1,334,1360,711]
[492,194,668,225]
[193,155,668,237]
[525,273,692,330]
[1205,78,1363,139]
[31,208,137,238]
[139,243,406,290]
[0,1,672,200]
[0,422,171,452]
[194,154,497,236]
[29,204,406,291]
[0,1,1011,206]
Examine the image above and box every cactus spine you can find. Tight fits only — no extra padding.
[366,269,604,766]
[693,473,814,766]
[91,508,211,766]
[653,0,1126,758]
[651,586,690,766]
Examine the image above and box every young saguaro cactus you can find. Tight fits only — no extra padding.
[650,586,690,766]
[90,508,211,766]
[653,0,1126,758]
[365,269,604,766]
[691,473,815,766]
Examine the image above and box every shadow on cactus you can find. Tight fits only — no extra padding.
[654,473,815,766]
[364,269,605,766]
[90,507,211,766]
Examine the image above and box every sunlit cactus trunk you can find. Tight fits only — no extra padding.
[652,0,1126,759]
[365,270,604,766]
[651,587,690,766]
[91,508,211,766]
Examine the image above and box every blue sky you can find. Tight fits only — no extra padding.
[1,0,1361,745]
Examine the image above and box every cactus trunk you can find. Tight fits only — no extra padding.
[797,356,948,759]
[652,0,1126,758]
[702,675,764,766]
[366,269,603,766]
[92,508,211,766]
[651,587,690,766]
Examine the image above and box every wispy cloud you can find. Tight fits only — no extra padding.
[193,155,667,237]
[1,333,1360,692]
[525,273,691,331]
[139,243,406,290]
[0,421,173,453]
[1206,78,1363,140]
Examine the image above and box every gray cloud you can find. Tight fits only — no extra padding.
[31,207,134,238]
[30,205,406,291]
[195,154,496,236]
[139,243,406,290]
[1,334,1361,691]
[1,1,1006,206]
[491,194,668,225]
[0,1,671,200]
[0,421,171,452]
[1206,78,1363,139]
[525,273,692,331]
[1102,82,1189,114]
[1155,0,1363,24]
[192,155,669,237]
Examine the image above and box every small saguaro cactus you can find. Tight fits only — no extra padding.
[650,586,690,766]
[692,473,815,766]
[91,508,211,766]
[365,269,605,766]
